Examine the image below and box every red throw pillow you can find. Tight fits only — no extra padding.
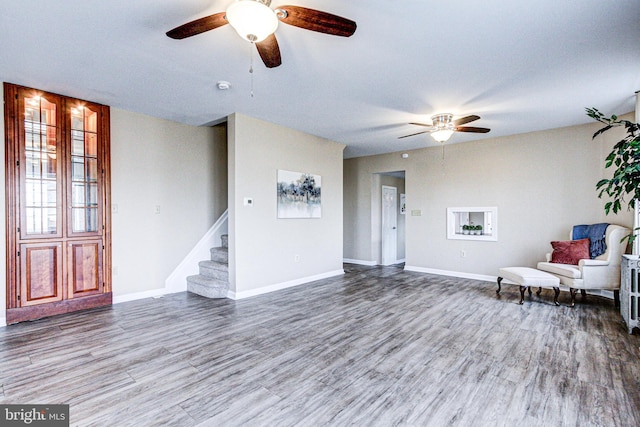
[550,238,590,265]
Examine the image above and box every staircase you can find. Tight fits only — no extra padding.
[187,234,229,298]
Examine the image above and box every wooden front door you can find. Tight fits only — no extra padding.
[4,83,112,324]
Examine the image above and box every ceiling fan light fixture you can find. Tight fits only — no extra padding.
[430,113,455,142]
[431,129,454,143]
[226,0,279,43]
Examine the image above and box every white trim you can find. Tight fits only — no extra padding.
[403,265,616,300]
[228,269,345,300]
[113,288,174,304]
[0,316,6,328]
[404,265,498,283]
[343,258,377,266]
[164,210,228,293]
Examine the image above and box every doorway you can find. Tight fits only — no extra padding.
[373,171,406,265]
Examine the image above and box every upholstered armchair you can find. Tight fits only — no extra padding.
[537,224,630,307]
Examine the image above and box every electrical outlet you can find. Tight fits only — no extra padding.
[460,250,467,258]
[154,205,161,214]
[294,254,300,262]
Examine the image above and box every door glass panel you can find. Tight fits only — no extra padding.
[72,183,85,206]
[88,184,98,206]
[87,208,98,232]
[68,104,100,234]
[85,109,97,132]
[86,133,97,156]
[26,152,40,178]
[71,130,84,155]
[72,157,85,180]
[26,208,42,234]
[25,180,40,206]
[44,208,57,234]
[86,158,98,182]
[46,182,57,206]
[72,208,83,232]
[23,94,58,236]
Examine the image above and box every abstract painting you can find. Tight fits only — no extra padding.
[277,170,322,218]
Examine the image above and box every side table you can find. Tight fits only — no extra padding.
[620,255,639,334]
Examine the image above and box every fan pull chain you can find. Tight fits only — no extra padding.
[441,143,446,176]
[249,43,254,98]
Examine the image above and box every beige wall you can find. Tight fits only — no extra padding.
[228,113,345,297]
[344,116,634,277]
[110,109,227,297]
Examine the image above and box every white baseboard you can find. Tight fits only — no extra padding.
[403,265,616,300]
[343,258,377,266]
[228,269,345,300]
[113,287,177,304]
[404,265,497,283]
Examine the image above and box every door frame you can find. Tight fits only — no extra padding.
[381,185,398,266]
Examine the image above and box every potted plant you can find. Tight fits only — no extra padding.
[475,225,483,235]
[462,224,470,235]
[587,108,640,244]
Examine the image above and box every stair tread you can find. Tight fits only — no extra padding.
[187,275,228,287]
[199,260,228,270]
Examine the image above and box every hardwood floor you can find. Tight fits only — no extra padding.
[1,264,639,426]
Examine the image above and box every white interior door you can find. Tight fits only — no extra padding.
[381,185,398,265]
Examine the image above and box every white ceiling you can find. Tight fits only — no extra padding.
[1,0,638,158]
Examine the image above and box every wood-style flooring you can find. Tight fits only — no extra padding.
[1,264,639,426]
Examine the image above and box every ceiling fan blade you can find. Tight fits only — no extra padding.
[453,115,480,126]
[256,33,282,68]
[166,12,228,39]
[455,126,491,133]
[409,122,434,128]
[398,130,431,139]
[277,6,357,37]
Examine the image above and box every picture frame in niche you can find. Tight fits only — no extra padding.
[447,207,498,241]
[277,169,322,218]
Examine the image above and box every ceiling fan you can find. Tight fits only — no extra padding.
[399,114,490,143]
[166,0,357,68]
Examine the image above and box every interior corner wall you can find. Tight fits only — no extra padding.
[110,109,226,298]
[228,113,345,297]
[344,115,635,276]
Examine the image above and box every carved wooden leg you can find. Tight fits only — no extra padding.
[528,287,533,296]
[497,277,503,295]
[581,289,587,299]
[519,286,526,305]
[614,290,620,308]
[536,287,542,296]
[553,287,560,306]
[569,288,576,307]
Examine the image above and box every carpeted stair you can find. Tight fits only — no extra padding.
[187,234,229,298]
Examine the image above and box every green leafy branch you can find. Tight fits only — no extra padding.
[587,107,640,244]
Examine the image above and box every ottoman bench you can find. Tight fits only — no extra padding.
[497,267,561,306]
